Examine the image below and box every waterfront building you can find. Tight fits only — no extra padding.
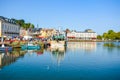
[0,16,20,38]
[20,28,27,37]
[67,29,97,40]
[20,28,42,39]
[29,28,42,38]
[39,28,57,38]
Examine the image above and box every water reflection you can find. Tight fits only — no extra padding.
[0,48,26,69]
[1,42,119,69]
[67,42,96,51]
[0,48,44,69]
[103,42,120,48]
[47,46,66,66]
[0,42,120,80]
[103,42,120,52]
[26,48,44,56]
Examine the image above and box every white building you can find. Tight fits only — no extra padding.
[0,16,20,38]
[67,29,97,40]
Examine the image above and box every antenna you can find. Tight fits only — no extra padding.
[37,24,39,28]
[59,26,61,32]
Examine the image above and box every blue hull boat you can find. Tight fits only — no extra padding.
[21,44,40,50]
[0,47,12,51]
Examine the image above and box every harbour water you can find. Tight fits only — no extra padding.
[0,42,120,80]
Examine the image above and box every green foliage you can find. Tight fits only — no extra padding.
[16,19,25,27]
[12,18,34,30]
[102,30,120,40]
[103,43,115,47]
[97,35,102,40]
[103,33,108,40]
[20,41,27,46]
[11,41,19,45]
[37,41,44,48]
[107,30,116,40]
[116,32,120,39]
[103,43,120,48]
[108,30,114,34]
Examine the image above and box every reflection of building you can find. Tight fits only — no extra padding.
[0,50,26,69]
[50,46,66,65]
[67,29,97,40]
[0,54,2,66]
[67,42,96,51]
[0,16,20,37]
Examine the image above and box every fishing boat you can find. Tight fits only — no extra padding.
[51,33,67,48]
[21,42,40,50]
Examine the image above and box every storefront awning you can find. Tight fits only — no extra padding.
[37,36,44,38]
[67,36,75,38]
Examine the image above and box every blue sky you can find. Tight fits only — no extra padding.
[0,0,120,34]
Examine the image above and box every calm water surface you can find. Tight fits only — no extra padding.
[0,42,120,80]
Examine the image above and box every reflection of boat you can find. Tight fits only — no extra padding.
[35,48,44,55]
[50,47,65,52]
[26,49,44,56]
[21,42,40,50]
[49,46,65,65]
[50,41,66,48]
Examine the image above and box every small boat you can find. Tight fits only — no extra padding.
[21,42,40,50]
[0,37,12,52]
[50,41,66,48]
[0,44,12,52]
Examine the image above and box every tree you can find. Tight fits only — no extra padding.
[107,30,116,40]
[102,30,120,40]
[13,19,35,30]
[23,23,30,30]
[97,35,102,40]
[16,19,25,27]
[30,24,34,28]
[116,32,120,39]
[103,33,108,40]
[23,23,35,30]
[108,30,114,34]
